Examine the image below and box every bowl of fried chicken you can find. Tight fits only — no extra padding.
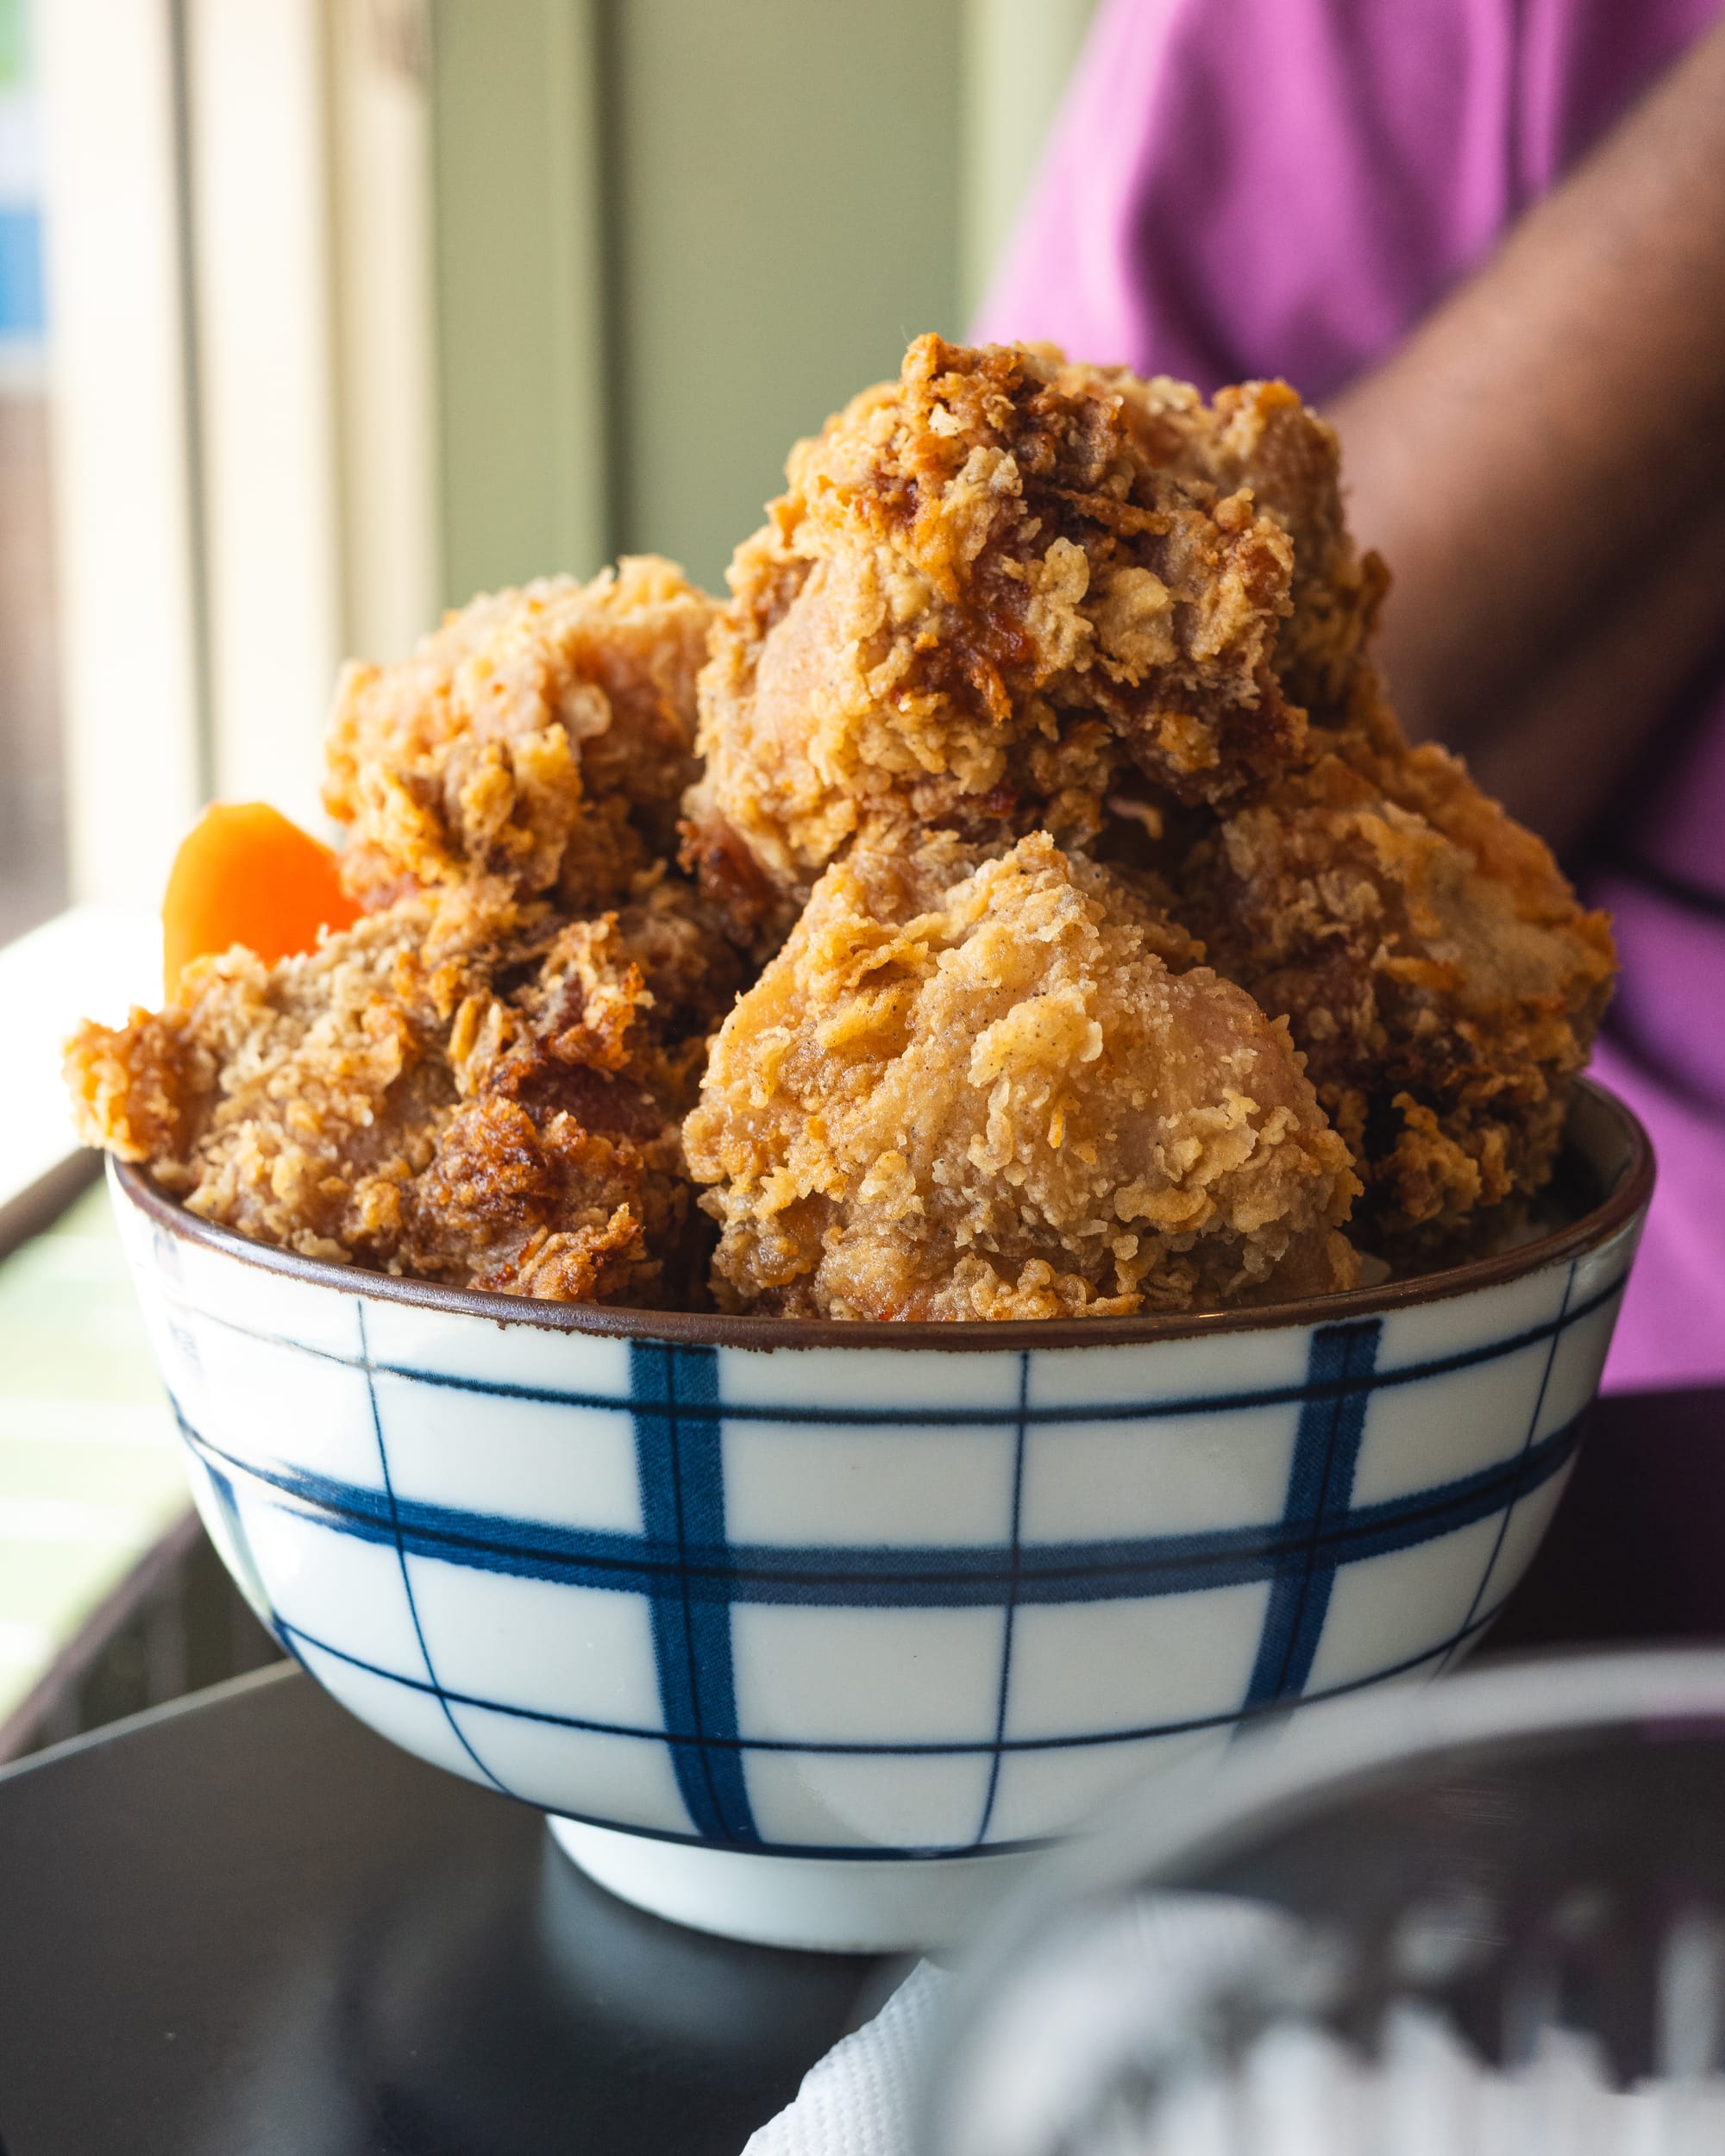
[68,339,1650,1952]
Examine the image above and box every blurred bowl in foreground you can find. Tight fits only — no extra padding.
[930,1646,1725,2156]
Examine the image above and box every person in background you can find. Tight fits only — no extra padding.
[977,0,1725,1392]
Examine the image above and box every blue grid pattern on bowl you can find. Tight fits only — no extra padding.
[153,1250,1624,1859]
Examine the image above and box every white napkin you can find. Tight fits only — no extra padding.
[743,1960,958,2156]
[739,1897,1290,2156]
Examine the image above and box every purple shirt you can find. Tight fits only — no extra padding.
[976,0,1725,1392]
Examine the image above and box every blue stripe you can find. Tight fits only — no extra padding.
[272,1584,1513,1763]
[174,1395,1583,1609]
[187,1452,284,1649]
[1244,1320,1382,1711]
[263,1578,1518,1794]
[630,1345,759,1845]
[973,1352,1029,1846]
[261,1588,1515,1865]
[154,1270,1627,1429]
[1442,1258,1578,1675]
[360,1304,511,1797]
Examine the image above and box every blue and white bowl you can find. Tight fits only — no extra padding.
[109,1080,1651,1952]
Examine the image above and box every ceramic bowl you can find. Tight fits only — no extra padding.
[108,1080,1651,1953]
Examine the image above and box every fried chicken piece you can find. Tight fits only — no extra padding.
[325,556,717,913]
[66,874,742,1305]
[684,831,1358,1319]
[1176,678,1616,1250]
[1063,367,1388,719]
[684,335,1314,950]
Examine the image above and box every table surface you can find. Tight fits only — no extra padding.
[1,1386,1721,2156]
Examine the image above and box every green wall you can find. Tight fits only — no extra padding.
[430,2,611,602]
[0,0,26,91]
[429,0,1088,605]
[605,0,961,589]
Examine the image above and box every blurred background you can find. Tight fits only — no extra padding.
[0,0,1095,1758]
[1,0,1098,931]
[0,0,59,943]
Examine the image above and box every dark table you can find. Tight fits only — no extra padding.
[1,1387,1721,2156]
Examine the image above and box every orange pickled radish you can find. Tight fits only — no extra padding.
[163,801,361,997]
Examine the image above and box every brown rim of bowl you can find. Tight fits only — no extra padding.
[110,1078,1653,1356]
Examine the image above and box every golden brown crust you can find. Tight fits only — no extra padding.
[66,341,1621,1315]
[1070,368,1389,721]
[686,336,1314,949]
[326,556,717,913]
[1173,677,1616,1250]
[65,874,741,1304]
[683,832,1358,1319]
[65,1006,206,1166]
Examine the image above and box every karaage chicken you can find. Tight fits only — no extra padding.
[64,332,1621,1317]
[1175,676,1616,1249]
[327,556,716,914]
[1052,367,1388,724]
[66,872,741,1305]
[684,335,1324,950]
[683,832,1359,1319]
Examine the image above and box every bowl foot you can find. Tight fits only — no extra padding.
[545,1816,1040,1953]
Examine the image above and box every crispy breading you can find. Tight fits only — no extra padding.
[1173,676,1616,1249]
[66,874,742,1304]
[683,832,1358,1319]
[326,556,717,912]
[684,336,1314,949]
[1063,367,1389,719]
[66,337,1621,1317]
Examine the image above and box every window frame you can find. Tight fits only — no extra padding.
[3,0,440,1243]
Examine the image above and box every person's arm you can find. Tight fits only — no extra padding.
[1329,15,1725,848]
[1461,491,1725,849]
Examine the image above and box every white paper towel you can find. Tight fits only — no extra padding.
[743,1961,957,2156]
